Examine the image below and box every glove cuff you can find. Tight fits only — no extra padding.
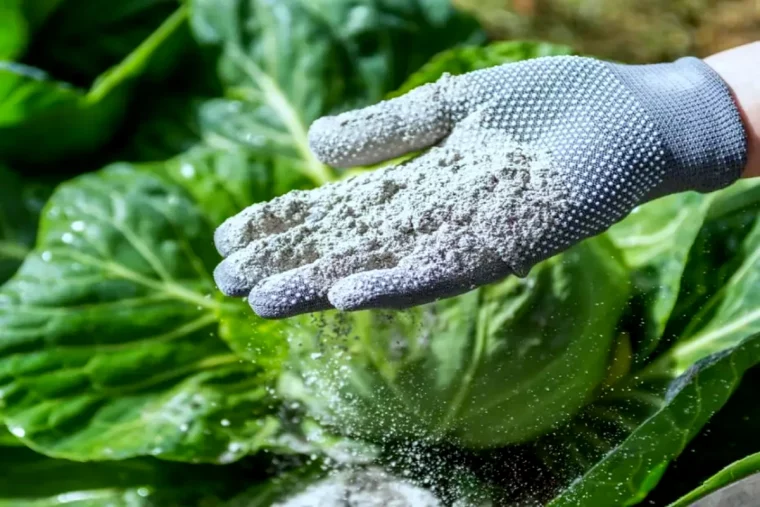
[608,57,747,197]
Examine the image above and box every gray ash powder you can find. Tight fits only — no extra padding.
[274,468,440,507]
[214,124,569,317]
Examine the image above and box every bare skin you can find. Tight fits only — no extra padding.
[706,41,760,178]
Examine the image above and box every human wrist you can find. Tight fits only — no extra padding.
[704,42,760,179]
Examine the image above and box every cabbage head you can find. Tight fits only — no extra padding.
[280,236,629,448]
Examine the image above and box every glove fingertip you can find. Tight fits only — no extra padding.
[325,278,364,312]
[213,261,251,297]
[307,81,453,169]
[328,268,426,312]
[248,272,332,319]
[213,219,235,257]
[307,116,354,168]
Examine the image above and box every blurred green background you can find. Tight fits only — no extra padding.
[457,0,760,63]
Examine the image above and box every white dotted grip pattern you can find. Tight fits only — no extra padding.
[444,56,747,273]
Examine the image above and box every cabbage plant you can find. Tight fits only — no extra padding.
[281,238,628,448]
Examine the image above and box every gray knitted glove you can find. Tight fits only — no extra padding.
[214,55,747,319]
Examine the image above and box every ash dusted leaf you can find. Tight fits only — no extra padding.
[223,463,325,507]
[0,156,287,463]
[534,368,673,494]
[390,40,575,97]
[226,466,445,507]
[0,491,149,506]
[266,415,378,468]
[547,333,760,507]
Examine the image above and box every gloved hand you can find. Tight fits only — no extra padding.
[213,55,747,319]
